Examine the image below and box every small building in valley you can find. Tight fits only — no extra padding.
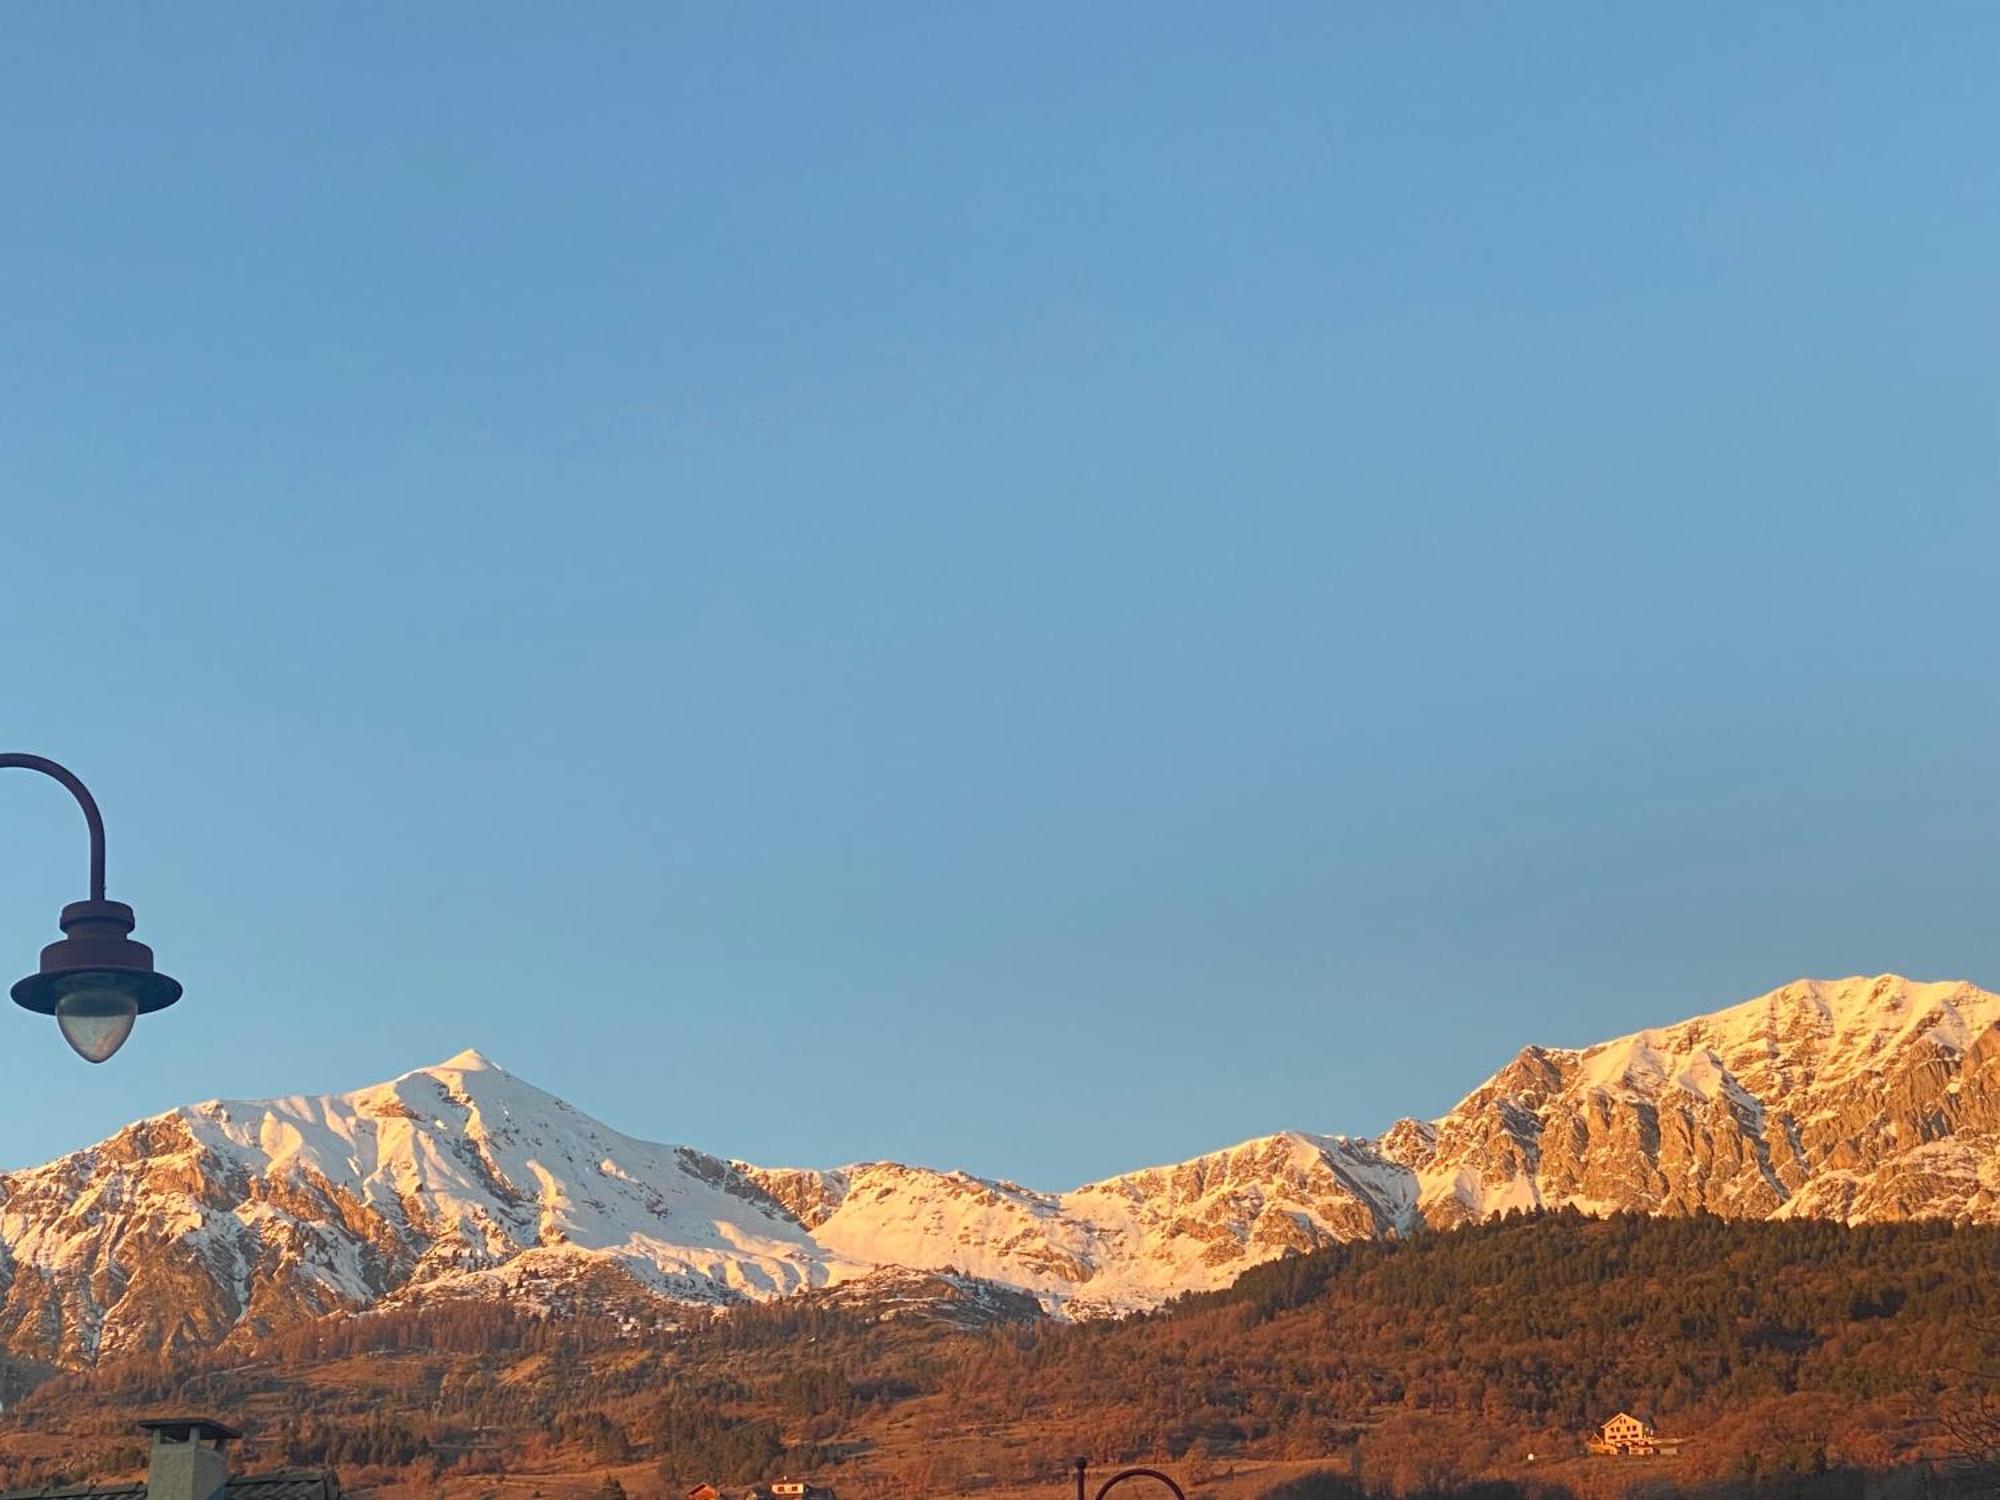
[1587,1412,1682,1457]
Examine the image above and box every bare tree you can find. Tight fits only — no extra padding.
[1941,1315,2000,1495]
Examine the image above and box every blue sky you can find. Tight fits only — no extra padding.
[1,5,1995,1187]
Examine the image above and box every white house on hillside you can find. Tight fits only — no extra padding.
[1586,1412,1683,1456]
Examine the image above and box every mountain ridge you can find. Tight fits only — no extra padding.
[1,972,1994,1367]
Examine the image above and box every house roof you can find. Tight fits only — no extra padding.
[0,1473,337,1500]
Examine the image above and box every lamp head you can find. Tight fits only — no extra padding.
[11,901,181,1063]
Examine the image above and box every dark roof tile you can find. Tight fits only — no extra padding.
[0,1472,337,1500]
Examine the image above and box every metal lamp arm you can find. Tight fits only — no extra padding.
[1074,1462,1188,1500]
[0,754,107,903]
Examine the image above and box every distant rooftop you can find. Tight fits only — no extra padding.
[0,1415,336,1500]
[0,1479,335,1500]
[137,1420,241,1445]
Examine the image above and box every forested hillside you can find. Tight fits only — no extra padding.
[3,1214,1994,1500]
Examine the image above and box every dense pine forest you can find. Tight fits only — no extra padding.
[3,1213,1995,1500]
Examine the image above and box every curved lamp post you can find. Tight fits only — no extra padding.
[2,753,180,1062]
[1073,1460,1189,1500]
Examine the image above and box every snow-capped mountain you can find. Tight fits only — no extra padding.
[0,975,1995,1367]
[0,1048,839,1365]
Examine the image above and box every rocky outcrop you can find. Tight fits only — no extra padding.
[1405,976,2000,1229]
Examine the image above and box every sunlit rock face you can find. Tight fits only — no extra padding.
[1408,976,2000,1230]
[0,976,1995,1367]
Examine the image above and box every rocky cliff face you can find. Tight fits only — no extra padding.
[0,975,1994,1367]
[1393,976,2000,1229]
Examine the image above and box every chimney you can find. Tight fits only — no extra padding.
[139,1419,239,1500]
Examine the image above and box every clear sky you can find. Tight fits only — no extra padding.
[1,5,1995,1189]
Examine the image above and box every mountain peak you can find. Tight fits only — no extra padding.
[1725,974,1993,1045]
[434,1047,500,1072]
[1774,973,1964,1008]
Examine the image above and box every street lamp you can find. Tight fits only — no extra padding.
[3,753,181,1062]
[1073,1460,1188,1500]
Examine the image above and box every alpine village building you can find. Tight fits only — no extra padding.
[0,1421,337,1500]
[1587,1412,1684,1457]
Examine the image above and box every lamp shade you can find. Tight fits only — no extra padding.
[11,900,181,1063]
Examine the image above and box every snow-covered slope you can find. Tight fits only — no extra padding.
[0,1050,847,1364]
[738,1132,1415,1317]
[1,975,1996,1367]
